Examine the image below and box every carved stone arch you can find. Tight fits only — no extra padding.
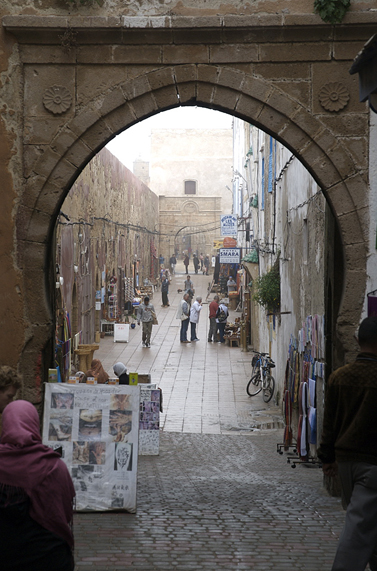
[18,64,367,384]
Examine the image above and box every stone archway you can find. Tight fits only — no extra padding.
[2,15,374,398]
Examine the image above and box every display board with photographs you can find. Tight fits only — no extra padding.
[42,383,140,512]
[139,384,160,456]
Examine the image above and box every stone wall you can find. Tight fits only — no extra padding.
[55,147,159,376]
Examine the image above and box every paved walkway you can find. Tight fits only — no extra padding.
[97,265,283,434]
[74,264,346,570]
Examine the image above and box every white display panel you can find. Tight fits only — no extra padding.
[42,383,140,513]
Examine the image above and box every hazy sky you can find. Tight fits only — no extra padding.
[105,106,233,171]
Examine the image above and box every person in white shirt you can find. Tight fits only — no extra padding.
[190,297,202,342]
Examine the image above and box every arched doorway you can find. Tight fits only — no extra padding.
[2,16,372,394]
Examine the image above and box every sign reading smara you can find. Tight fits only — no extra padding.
[220,215,237,237]
[219,248,241,264]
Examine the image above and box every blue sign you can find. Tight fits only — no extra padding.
[219,248,241,264]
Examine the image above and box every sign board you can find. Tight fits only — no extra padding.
[223,237,237,248]
[113,323,129,343]
[139,384,160,456]
[42,383,140,513]
[219,248,241,264]
[95,301,101,311]
[213,239,224,249]
[129,373,138,386]
[220,215,237,237]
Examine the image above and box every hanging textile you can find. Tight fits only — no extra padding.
[297,382,309,461]
[283,389,293,450]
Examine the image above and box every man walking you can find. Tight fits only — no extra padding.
[161,275,170,307]
[137,296,155,347]
[183,254,189,274]
[317,316,377,571]
[190,297,202,342]
[208,295,219,342]
[169,254,177,275]
[177,292,190,343]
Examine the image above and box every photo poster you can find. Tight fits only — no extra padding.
[42,383,140,513]
[139,384,160,456]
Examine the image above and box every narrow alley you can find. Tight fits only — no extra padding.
[73,265,344,570]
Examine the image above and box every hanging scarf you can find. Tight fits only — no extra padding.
[283,389,293,450]
[297,382,309,461]
[0,401,75,548]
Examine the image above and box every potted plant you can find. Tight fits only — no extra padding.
[252,258,280,313]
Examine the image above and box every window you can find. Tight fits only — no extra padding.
[184,180,197,195]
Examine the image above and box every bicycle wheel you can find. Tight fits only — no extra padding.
[247,373,262,396]
[263,374,275,403]
[251,358,260,378]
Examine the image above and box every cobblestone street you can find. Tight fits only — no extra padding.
[74,265,344,570]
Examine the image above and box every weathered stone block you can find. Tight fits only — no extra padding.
[50,128,78,158]
[104,104,137,134]
[197,64,219,84]
[326,182,356,217]
[344,242,368,271]
[326,142,357,180]
[113,45,162,64]
[267,89,301,119]
[163,45,209,65]
[23,146,45,179]
[67,108,102,138]
[174,64,198,84]
[339,136,369,171]
[33,147,62,179]
[99,87,127,117]
[23,117,64,146]
[337,210,365,245]
[218,67,245,91]
[278,123,310,156]
[301,149,342,187]
[64,138,93,170]
[147,67,176,91]
[260,42,331,63]
[129,93,158,121]
[212,85,239,112]
[176,83,197,104]
[121,74,151,100]
[77,65,127,106]
[333,41,367,61]
[153,85,180,111]
[274,81,310,108]
[16,205,51,243]
[318,113,369,137]
[32,180,64,215]
[241,74,272,103]
[235,95,264,122]
[210,45,258,64]
[77,45,113,64]
[258,106,290,138]
[20,45,76,64]
[254,62,311,80]
[79,119,113,153]
[196,83,215,105]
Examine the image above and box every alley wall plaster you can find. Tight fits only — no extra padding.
[0,9,376,398]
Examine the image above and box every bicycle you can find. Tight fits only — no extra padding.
[246,352,276,403]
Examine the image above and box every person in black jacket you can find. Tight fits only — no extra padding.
[317,316,377,571]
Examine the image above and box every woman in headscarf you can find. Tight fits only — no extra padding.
[113,362,129,385]
[84,359,109,384]
[0,400,75,571]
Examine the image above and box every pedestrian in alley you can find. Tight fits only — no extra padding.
[0,400,75,571]
[183,253,189,274]
[208,295,219,342]
[227,275,237,295]
[199,252,204,271]
[159,254,164,266]
[216,298,229,344]
[190,296,203,341]
[317,316,377,571]
[113,362,129,384]
[137,296,155,347]
[0,366,21,414]
[177,292,191,343]
[169,254,177,275]
[193,253,200,274]
[184,275,195,307]
[204,254,210,275]
[161,275,170,307]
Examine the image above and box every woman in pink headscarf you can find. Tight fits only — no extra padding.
[0,400,75,570]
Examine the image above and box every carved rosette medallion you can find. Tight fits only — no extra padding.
[183,201,199,214]
[318,82,350,112]
[43,85,72,115]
